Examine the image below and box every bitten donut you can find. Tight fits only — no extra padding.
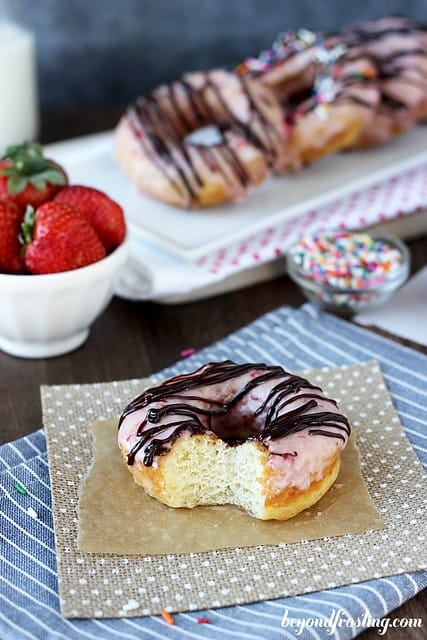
[115,69,290,208]
[118,361,351,521]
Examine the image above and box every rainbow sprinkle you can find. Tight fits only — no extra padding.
[288,231,408,312]
[161,610,175,625]
[290,231,403,290]
[14,482,28,495]
[235,28,318,76]
[348,68,378,80]
[180,347,196,358]
[27,507,38,520]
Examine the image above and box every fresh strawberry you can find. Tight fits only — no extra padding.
[21,202,106,275]
[0,200,25,273]
[0,142,67,210]
[54,185,125,251]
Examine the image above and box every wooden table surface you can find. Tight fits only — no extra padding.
[1,107,425,638]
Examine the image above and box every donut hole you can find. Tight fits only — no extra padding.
[185,125,224,147]
[209,409,263,442]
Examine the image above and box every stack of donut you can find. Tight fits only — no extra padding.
[115,15,427,209]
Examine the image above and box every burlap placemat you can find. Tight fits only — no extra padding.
[78,427,382,555]
[42,360,427,619]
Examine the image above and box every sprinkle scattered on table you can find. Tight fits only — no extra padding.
[161,609,175,625]
[197,616,210,624]
[180,347,196,358]
[26,506,38,520]
[14,481,28,495]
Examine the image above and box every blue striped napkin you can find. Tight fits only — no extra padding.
[1,303,426,640]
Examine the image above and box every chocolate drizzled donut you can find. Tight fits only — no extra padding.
[119,361,351,467]
[125,70,286,206]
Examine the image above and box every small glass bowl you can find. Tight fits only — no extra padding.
[286,230,410,317]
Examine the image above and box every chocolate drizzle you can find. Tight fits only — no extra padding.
[285,16,427,124]
[118,361,351,467]
[340,20,427,112]
[342,21,427,47]
[127,71,282,207]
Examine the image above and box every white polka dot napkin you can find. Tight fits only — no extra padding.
[41,360,427,619]
[2,303,427,639]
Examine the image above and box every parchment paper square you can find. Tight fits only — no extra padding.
[42,360,427,619]
[78,427,382,555]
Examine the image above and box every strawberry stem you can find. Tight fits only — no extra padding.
[2,142,66,195]
[4,141,43,162]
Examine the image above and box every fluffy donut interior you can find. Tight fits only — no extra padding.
[122,434,341,521]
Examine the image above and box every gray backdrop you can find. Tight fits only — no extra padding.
[5,0,427,107]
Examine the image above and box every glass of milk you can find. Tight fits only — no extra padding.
[0,21,38,154]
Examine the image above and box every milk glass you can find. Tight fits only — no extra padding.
[0,21,38,154]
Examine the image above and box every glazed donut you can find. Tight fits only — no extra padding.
[246,15,426,161]
[345,69,423,149]
[115,69,290,208]
[115,15,426,208]
[237,30,381,169]
[236,29,321,103]
[117,361,351,521]
[339,15,427,51]
[280,50,380,169]
[328,16,427,148]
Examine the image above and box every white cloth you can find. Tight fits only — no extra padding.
[355,266,427,347]
[44,131,427,303]
[115,163,427,301]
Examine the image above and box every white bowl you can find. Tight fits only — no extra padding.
[0,236,129,358]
